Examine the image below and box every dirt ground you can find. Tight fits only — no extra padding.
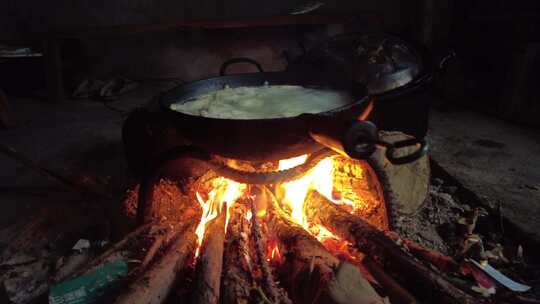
[429,104,540,246]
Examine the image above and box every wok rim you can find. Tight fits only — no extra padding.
[159,71,369,123]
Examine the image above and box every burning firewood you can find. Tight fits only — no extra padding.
[250,191,292,304]
[113,218,199,304]
[385,231,460,273]
[262,186,387,304]
[108,186,202,304]
[191,203,227,304]
[304,189,482,304]
[221,204,254,304]
[361,256,418,304]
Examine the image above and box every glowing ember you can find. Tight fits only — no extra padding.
[194,177,245,257]
[266,239,283,263]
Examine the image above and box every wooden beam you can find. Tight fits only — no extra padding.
[48,15,365,39]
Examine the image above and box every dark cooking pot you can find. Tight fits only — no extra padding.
[289,33,439,138]
[159,58,427,163]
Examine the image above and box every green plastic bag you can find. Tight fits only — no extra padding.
[49,260,128,304]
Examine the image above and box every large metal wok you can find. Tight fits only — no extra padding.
[159,58,427,164]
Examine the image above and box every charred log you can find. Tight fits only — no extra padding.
[221,204,255,304]
[76,224,152,276]
[250,191,292,304]
[385,231,460,273]
[304,189,481,304]
[191,205,227,304]
[262,187,386,304]
[362,256,418,304]
[113,218,198,304]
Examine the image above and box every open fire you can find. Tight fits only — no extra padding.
[188,153,389,303]
[6,142,525,304]
[23,138,496,304]
[193,154,386,260]
[194,178,246,257]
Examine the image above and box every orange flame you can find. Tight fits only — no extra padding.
[277,155,361,258]
[194,154,372,261]
[278,155,335,229]
[194,177,245,257]
[266,239,283,263]
[312,224,356,260]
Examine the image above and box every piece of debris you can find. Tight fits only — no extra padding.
[468,259,531,292]
[0,45,42,57]
[457,233,485,260]
[72,239,91,252]
[49,260,128,304]
[290,1,324,14]
[461,261,497,297]
[484,243,509,264]
[72,79,106,99]
[457,207,488,235]
[471,285,496,297]
[515,245,524,263]
[99,78,140,101]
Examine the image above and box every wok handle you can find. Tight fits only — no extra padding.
[307,116,379,160]
[305,114,428,164]
[219,57,264,76]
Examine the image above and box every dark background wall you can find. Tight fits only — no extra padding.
[443,0,540,126]
[0,0,427,95]
[1,0,420,39]
[2,0,538,125]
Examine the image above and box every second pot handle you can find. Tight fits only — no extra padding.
[378,137,429,165]
[220,57,264,76]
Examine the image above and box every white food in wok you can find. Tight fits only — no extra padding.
[170,85,353,119]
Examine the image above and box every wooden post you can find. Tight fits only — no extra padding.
[43,38,65,103]
[0,88,12,128]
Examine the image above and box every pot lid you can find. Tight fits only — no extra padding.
[294,33,424,95]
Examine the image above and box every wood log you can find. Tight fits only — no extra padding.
[112,190,202,304]
[263,187,386,304]
[313,230,416,303]
[385,231,460,273]
[113,218,199,304]
[191,204,227,304]
[221,204,254,304]
[138,232,167,272]
[304,189,481,304]
[250,191,292,304]
[362,256,418,304]
[369,131,430,216]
